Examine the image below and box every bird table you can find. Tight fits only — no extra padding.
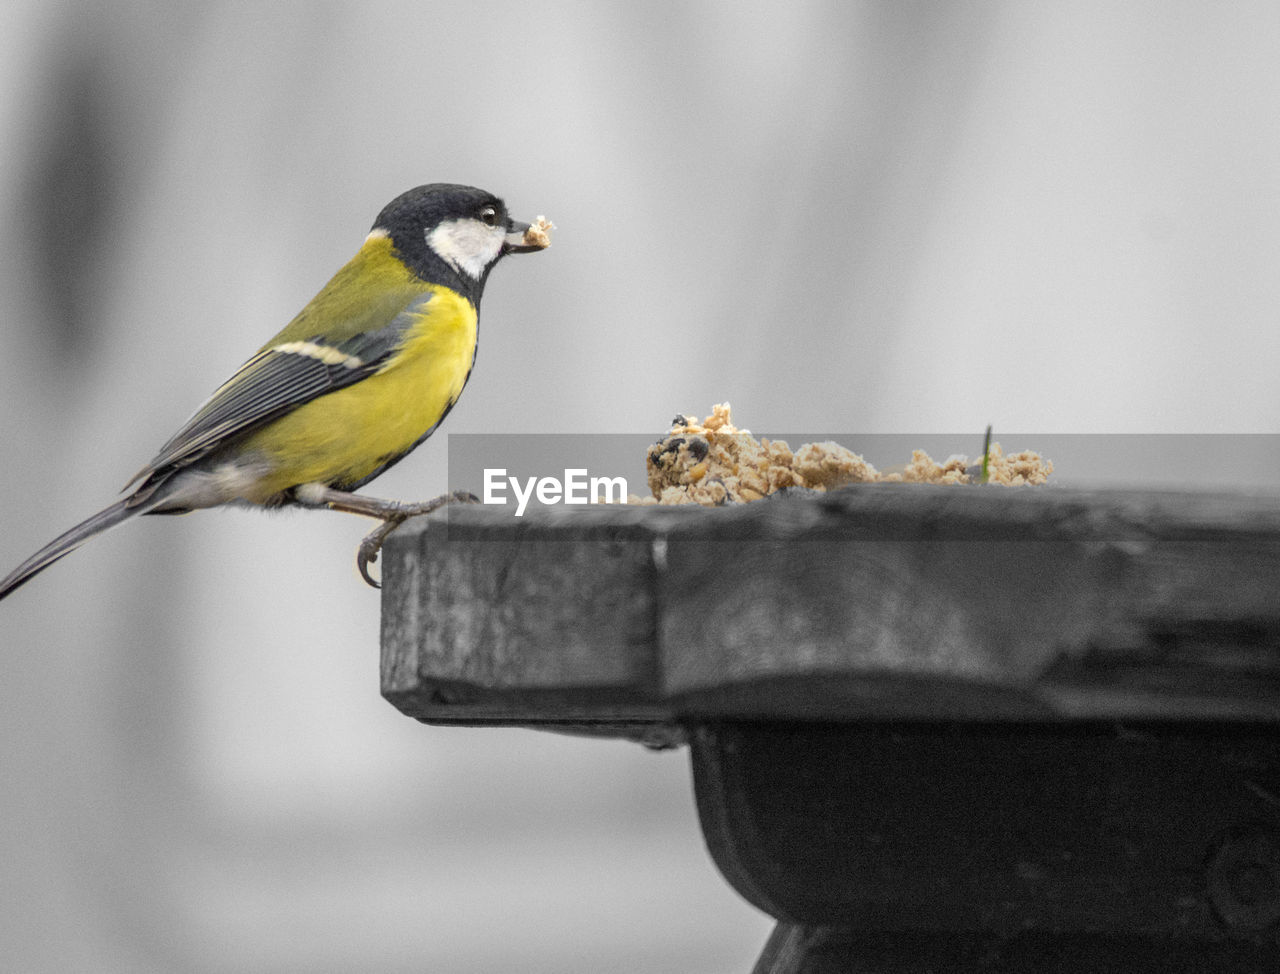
[379,486,1280,973]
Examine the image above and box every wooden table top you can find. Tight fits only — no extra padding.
[379,484,1280,737]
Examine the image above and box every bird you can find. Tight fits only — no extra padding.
[0,182,550,601]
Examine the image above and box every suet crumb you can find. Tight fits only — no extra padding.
[626,403,1052,505]
[523,216,555,250]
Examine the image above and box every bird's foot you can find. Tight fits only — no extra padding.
[293,484,480,588]
[353,490,479,587]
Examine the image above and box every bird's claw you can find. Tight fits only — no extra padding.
[353,491,481,588]
[357,552,380,588]
[356,518,402,588]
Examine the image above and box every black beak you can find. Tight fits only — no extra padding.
[502,218,538,255]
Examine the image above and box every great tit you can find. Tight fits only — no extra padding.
[0,183,549,600]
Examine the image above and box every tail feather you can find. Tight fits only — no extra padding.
[0,498,155,601]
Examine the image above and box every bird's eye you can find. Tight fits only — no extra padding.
[479,206,499,227]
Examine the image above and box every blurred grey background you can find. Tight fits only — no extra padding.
[2,2,1279,971]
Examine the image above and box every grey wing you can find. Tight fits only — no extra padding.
[127,293,431,487]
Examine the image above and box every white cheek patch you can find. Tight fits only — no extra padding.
[426,218,507,280]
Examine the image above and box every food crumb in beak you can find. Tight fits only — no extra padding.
[522,215,555,250]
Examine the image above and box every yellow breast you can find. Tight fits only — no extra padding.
[240,284,478,495]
